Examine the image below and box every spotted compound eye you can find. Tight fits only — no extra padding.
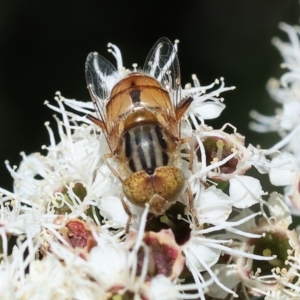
[122,166,185,211]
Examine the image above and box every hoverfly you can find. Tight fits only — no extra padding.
[85,38,193,227]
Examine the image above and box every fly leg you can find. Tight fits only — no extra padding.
[103,153,124,182]
[120,193,133,234]
[180,137,194,171]
[185,180,200,229]
[102,154,132,232]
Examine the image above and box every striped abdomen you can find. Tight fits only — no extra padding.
[123,124,175,175]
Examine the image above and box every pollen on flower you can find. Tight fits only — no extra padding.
[211,157,219,164]
[216,139,224,161]
[263,248,272,256]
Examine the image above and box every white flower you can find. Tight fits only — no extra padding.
[51,208,190,300]
[250,23,300,159]
[206,193,300,299]
[250,22,300,217]
[0,38,288,299]
[183,75,235,121]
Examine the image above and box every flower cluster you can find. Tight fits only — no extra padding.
[0,38,299,299]
[250,23,300,216]
[249,22,300,297]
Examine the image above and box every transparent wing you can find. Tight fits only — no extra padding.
[85,52,119,122]
[143,37,181,95]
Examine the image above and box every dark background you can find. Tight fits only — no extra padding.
[0,1,299,190]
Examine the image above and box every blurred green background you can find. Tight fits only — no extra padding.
[0,1,299,190]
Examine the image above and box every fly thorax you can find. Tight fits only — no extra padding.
[122,124,177,175]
